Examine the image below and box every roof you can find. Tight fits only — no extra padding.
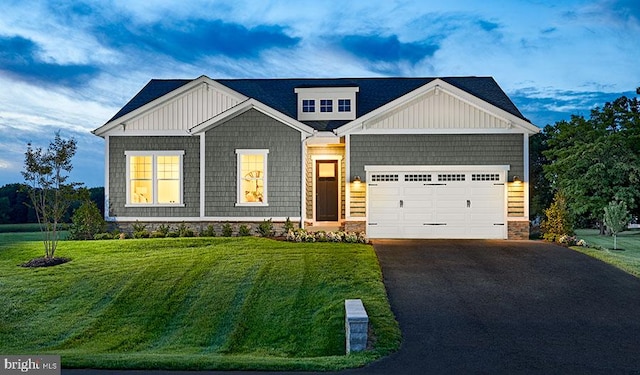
[105,76,530,132]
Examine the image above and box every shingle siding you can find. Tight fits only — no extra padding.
[350,134,524,180]
[204,109,301,217]
[108,136,200,217]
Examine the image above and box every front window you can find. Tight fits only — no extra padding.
[126,151,183,206]
[236,149,268,206]
[320,99,333,112]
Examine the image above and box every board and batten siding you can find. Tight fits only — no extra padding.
[108,136,200,217]
[366,89,511,130]
[124,84,241,132]
[204,109,302,217]
[349,134,526,218]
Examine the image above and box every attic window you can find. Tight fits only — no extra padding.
[320,99,333,112]
[338,99,351,112]
[302,99,315,113]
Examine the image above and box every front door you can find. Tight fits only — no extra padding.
[316,160,339,221]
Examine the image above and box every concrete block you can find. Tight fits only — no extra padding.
[345,299,368,353]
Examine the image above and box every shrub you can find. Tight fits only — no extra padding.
[257,219,274,237]
[200,224,216,237]
[541,191,573,242]
[222,222,233,237]
[93,232,114,240]
[238,224,251,237]
[283,217,295,234]
[166,231,179,238]
[156,224,170,236]
[285,229,368,244]
[177,223,195,237]
[132,221,147,233]
[133,230,149,239]
[150,231,166,238]
[69,200,106,240]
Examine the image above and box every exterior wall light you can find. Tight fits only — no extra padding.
[513,176,521,183]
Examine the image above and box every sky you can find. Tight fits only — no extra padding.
[0,0,639,188]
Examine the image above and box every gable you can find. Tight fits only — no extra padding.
[93,77,246,136]
[367,88,511,131]
[337,79,539,135]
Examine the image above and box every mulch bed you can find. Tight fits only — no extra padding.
[21,257,71,268]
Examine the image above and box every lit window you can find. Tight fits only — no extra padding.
[302,99,315,112]
[126,151,183,206]
[236,149,268,206]
[320,99,333,112]
[338,99,351,112]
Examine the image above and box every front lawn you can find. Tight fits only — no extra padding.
[572,229,640,277]
[0,236,400,371]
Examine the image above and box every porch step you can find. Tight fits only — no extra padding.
[306,225,343,232]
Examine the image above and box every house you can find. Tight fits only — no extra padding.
[92,75,539,239]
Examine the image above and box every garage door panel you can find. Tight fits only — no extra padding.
[366,169,506,239]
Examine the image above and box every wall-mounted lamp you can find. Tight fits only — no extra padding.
[352,176,361,184]
[512,176,521,183]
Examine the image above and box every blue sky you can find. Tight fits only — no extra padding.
[0,0,639,187]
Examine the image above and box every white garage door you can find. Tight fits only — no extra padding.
[366,167,507,239]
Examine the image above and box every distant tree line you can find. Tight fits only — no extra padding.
[530,94,640,234]
[0,184,104,224]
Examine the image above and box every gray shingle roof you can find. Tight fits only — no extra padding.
[105,76,530,131]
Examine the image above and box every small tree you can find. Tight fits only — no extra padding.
[603,200,631,250]
[21,132,79,259]
[541,191,574,242]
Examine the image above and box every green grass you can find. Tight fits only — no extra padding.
[0,235,400,371]
[572,229,640,277]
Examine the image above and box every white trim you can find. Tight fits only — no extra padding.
[93,75,248,137]
[523,132,530,219]
[108,216,301,222]
[364,165,510,173]
[235,149,269,206]
[124,150,185,206]
[199,133,206,217]
[98,129,193,137]
[312,155,343,223]
[301,135,307,228]
[345,134,352,219]
[335,79,539,136]
[190,98,315,136]
[104,136,110,220]
[348,127,531,135]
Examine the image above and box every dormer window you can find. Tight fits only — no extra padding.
[338,99,351,112]
[302,99,315,113]
[320,99,333,112]
[295,86,359,121]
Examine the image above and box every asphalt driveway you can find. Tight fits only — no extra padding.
[360,240,640,374]
[63,240,640,374]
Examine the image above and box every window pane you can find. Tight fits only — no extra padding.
[130,156,152,179]
[320,99,333,112]
[158,180,180,204]
[131,180,152,203]
[157,156,179,179]
[240,153,265,203]
[338,99,351,112]
[302,99,315,112]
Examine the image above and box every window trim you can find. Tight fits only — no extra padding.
[125,150,185,207]
[235,149,269,207]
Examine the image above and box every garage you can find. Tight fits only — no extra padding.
[366,166,507,239]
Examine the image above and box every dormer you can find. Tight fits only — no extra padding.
[294,86,359,121]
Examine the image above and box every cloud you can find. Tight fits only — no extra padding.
[338,34,439,73]
[0,35,100,87]
[94,18,300,62]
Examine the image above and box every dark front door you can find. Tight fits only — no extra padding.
[316,160,339,221]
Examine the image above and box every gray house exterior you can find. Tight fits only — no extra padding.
[93,76,539,239]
